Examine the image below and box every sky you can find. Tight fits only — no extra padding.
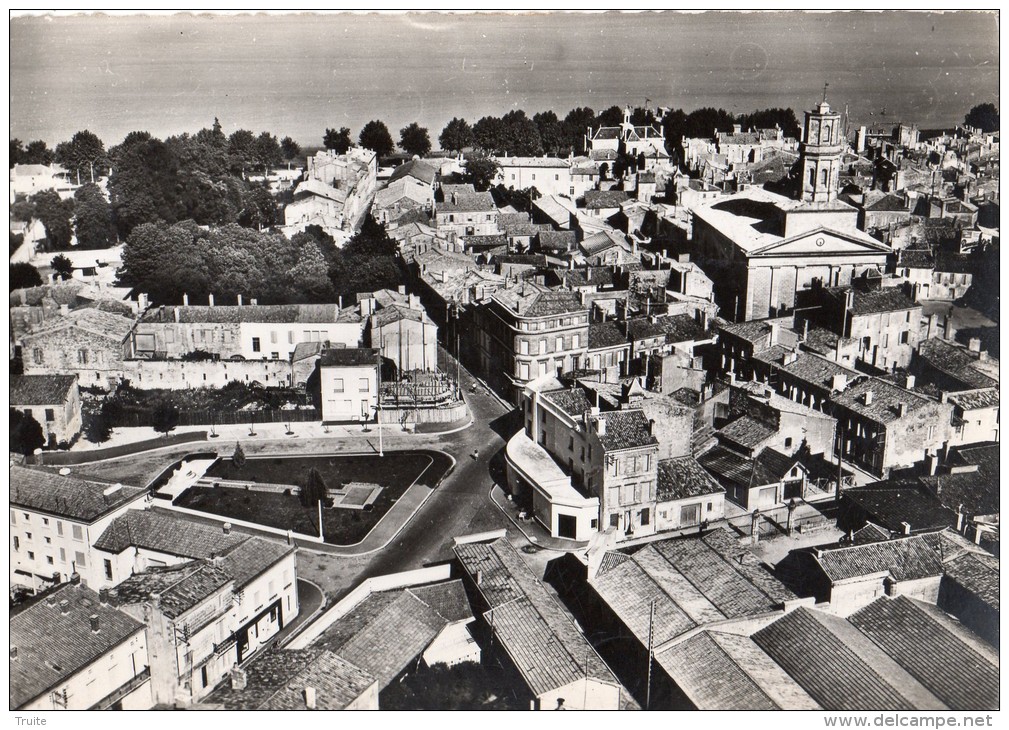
[9,10,1000,148]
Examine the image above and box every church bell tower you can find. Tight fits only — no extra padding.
[798,92,843,203]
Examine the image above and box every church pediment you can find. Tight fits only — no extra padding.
[749,227,890,257]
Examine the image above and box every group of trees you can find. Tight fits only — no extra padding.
[12,182,117,253]
[964,102,999,133]
[323,120,431,159]
[117,212,403,306]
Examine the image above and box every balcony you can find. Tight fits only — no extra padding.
[90,666,152,710]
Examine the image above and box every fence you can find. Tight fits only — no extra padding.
[35,431,209,466]
[379,401,468,425]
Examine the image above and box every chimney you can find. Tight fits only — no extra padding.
[238,294,244,306]
[46,595,58,607]
[250,298,258,306]
[231,667,248,691]
[863,390,873,406]
[60,303,70,316]
[208,293,215,307]
[304,686,317,710]
[223,522,232,535]
[108,589,119,607]
[99,588,109,605]
[398,284,406,295]
[732,124,742,135]
[897,402,907,417]
[69,572,81,585]
[802,319,809,341]
[173,307,180,323]
[956,505,965,532]
[10,646,17,661]
[904,374,915,389]
[831,373,847,392]
[751,509,761,544]
[59,600,70,615]
[183,293,189,306]
[595,417,607,436]
[89,614,100,633]
[943,315,954,341]
[901,521,912,535]
[475,569,482,586]
[968,337,981,353]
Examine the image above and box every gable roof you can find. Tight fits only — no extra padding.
[848,596,999,710]
[454,537,622,698]
[583,190,632,210]
[10,467,147,523]
[843,482,957,534]
[139,303,356,325]
[655,456,725,502]
[113,561,233,619]
[942,551,1000,612]
[832,377,937,424]
[811,533,946,583]
[591,529,797,648]
[205,648,375,710]
[656,630,821,710]
[11,582,147,709]
[591,409,658,451]
[752,607,947,710]
[93,509,247,558]
[319,347,381,368]
[10,374,77,405]
[718,414,777,451]
[697,444,799,488]
[24,307,134,343]
[388,158,437,186]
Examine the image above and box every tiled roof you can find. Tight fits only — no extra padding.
[656,456,725,502]
[934,251,974,274]
[843,482,956,534]
[840,287,918,316]
[94,509,247,558]
[849,596,999,711]
[541,387,593,419]
[140,303,351,325]
[492,285,584,318]
[942,552,1000,612]
[388,158,437,186]
[625,317,666,341]
[898,248,934,269]
[10,467,146,523]
[588,321,629,350]
[114,561,233,619]
[592,409,658,451]
[657,313,707,343]
[697,444,797,488]
[11,583,147,709]
[753,607,946,710]
[592,529,797,648]
[864,193,910,212]
[718,415,776,451]
[218,536,295,590]
[455,537,620,698]
[812,533,946,583]
[313,586,449,687]
[537,230,577,252]
[10,374,77,405]
[947,387,999,410]
[459,233,508,249]
[832,377,936,424]
[583,190,632,209]
[407,579,473,623]
[25,307,134,343]
[370,304,431,329]
[319,347,381,368]
[205,648,375,710]
[717,319,773,345]
[438,191,496,213]
[656,631,821,710]
[917,339,998,390]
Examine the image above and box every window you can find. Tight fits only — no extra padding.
[252,337,261,352]
[640,508,650,526]
[201,666,209,688]
[556,336,564,351]
[46,556,54,565]
[568,436,574,451]
[358,378,370,392]
[332,378,344,393]
[32,348,43,364]
[784,437,793,449]
[104,559,113,581]
[820,169,828,186]
[609,513,620,528]
[75,551,86,567]
[25,532,32,541]
[72,524,83,540]
[59,548,65,562]
[12,537,19,551]
[44,536,51,544]
[572,334,580,348]
[900,331,910,345]
[56,521,63,536]
[270,331,278,344]
[43,517,48,526]
[520,340,529,355]
[45,408,55,422]
[27,551,34,560]
[77,349,89,365]
[706,502,713,513]
[288,331,295,344]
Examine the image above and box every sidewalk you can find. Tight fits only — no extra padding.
[489,484,588,552]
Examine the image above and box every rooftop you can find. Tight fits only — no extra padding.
[826,286,918,316]
[438,190,496,213]
[94,509,247,558]
[832,377,936,424]
[114,561,233,619]
[655,456,725,502]
[205,648,376,710]
[319,347,381,368]
[492,284,584,318]
[25,307,134,343]
[752,607,946,710]
[10,467,146,523]
[697,445,798,488]
[10,374,77,406]
[718,414,777,451]
[541,387,593,419]
[917,338,998,390]
[11,582,147,709]
[454,537,621,698]
[139,303,357,325]
[848,596,999,711]
[656,630,821,710]
[588,321,629,350]
[942,552,1000,613]
[388,158,438,186]
[591,529,799,648]
[811,532,947,583]
[843,482,957,534]
[583,190,633,210]
[591,409,658,451]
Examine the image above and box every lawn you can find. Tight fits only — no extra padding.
[175,450,451,545]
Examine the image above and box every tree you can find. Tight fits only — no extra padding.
[55,130,107,184]
[323,127,353,154]
[300,467,328,508]
[254,131,282,172]
[11,409,45,455]
[32,190,74,250]
[464,153,500,192]
[359,120,394,159]
[280,136,301,161]
[23,140,54,165]
[238,185,280,230]
[399,122,431,157]
[232,441,247,468]
[10,139,24,168]
[562,106,596,154]
[51,254,73,280]
[345,213,398,257]
[439,117,474,154]
[107,133,183,237]
[10,263,42,291]
[73,183,115,249]
[152,402,180,436]
[533,111,564,156]
[472,116,506,152]
[595,105,625,128]
[84,410,112,444]
[965,103,999,133]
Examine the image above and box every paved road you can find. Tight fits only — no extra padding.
[341,361,519,594]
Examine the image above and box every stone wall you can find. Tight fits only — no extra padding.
[124,358,294,390]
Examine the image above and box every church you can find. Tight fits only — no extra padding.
[691,99,891,322]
